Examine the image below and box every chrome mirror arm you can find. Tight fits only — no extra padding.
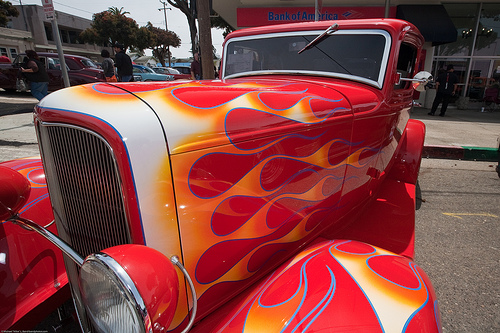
[397,71,433,92]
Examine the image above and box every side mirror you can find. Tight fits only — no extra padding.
[412,71,433,92]
[0,166,31,221]
[397,71,433,92]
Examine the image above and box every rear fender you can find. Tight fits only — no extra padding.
[191,240,441,333]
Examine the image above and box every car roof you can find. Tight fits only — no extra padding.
[18,52,93,61]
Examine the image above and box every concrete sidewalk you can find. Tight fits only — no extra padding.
[411,102,500,161]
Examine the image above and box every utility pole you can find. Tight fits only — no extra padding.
[385,0,390,18]
[196,0,214,79]
[158,0,172,66]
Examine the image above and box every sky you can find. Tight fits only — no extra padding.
[12,0,226,59]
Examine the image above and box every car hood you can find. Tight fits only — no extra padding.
[37,78,381,155]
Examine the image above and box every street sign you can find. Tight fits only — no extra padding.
[41,0,55,20]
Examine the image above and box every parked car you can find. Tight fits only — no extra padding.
[0,52,105,92]
[172,64,191,76]
[132,64,174,81]
[152,66,191,80]
[1,19,441,333]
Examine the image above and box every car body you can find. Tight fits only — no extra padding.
[0,52,105,92]
[153,67,191,80]
[172,64,191,76]
[1,19,441,332]
[132,64,174,81]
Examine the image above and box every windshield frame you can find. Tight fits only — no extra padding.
[222,29,392,89]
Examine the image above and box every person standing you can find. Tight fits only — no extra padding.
[101,49,116,82]
[113,43,133,82]
[190,52,201,80]
[428,64,459,117]
[21,50,49,101]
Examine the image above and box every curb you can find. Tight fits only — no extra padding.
[423,145,499,162]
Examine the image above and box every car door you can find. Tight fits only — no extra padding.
[44,56,64,91]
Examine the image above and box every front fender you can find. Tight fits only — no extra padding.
[192,239,441,333]
[0,158,69,330]
[389,119,426,185]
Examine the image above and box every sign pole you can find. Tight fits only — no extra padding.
[42,0,70,87]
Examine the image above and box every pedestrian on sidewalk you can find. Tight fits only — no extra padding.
[190,52,201,80]
[20,50,49,101]
[429,64,459,117]
[113,43,133,82]
[101,49,117,82]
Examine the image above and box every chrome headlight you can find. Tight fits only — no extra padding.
[79,253,150,333]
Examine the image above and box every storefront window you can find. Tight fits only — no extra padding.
[436,4,478,57]
[493,59,500,82]
[468,60,493,99]
[432,59,468,96]
[474,4,500,56]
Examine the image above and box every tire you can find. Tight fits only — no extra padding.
[415,180,423,210]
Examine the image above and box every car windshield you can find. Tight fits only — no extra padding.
[47,57,69,71]
[81,58,98,68]
[223,30,391,88]
[143,66,155,73]
[154,68,167,74]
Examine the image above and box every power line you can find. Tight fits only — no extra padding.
[11,0,95,17]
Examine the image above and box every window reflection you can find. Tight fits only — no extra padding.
[474,4,500,56]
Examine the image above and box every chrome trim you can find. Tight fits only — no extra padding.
[9,215,84,266]
[222,29,392,89]
[43,219,56,228]
[171,256,197,333]
[35,120,133,333]
[36,121,131,257]
[81,253,150,333]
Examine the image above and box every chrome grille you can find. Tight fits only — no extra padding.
[36,122,131,257]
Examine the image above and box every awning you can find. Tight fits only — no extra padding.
[396,5,457,46]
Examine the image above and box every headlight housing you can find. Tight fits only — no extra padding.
[79,245,179,333]
[79,253,149,333]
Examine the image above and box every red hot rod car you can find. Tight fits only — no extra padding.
[0,19,439,332]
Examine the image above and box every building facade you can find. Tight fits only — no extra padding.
[1,4,108,62]
[214,0,500,102]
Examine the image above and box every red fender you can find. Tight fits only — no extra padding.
[0,158,69,330]
[191,240,441,333]
[388,119,426,185]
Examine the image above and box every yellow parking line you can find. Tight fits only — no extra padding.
[443,213,499,220]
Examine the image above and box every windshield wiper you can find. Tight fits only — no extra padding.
[298,23,339,54]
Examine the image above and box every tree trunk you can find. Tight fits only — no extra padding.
[197,0,214,79]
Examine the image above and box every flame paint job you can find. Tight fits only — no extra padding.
[2,18,437,333]
[191,240,441,333]
[0,158,68,330]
